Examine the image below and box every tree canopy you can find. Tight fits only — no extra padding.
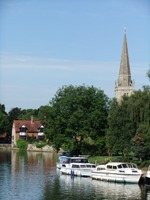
[106,86,150,159]
[43,85,109,155]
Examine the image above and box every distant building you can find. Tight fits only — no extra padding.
[115,31,134,102]
[11,116,45,147]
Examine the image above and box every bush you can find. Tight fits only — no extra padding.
[27,135,37,144]
[16,139,28,150]
[35,142,46,148]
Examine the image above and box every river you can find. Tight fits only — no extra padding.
[0,150,149,200]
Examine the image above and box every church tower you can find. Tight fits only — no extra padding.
[115,31,134,102]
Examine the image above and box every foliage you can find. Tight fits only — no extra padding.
[27,135,37,143]
[88,156,110,165]
[8,107,22,122]
[147,69,150,81]
[0,104,9,134]
[7,107,23,137]
[35,141,46,148]
[18,108,39,120]
[43,85,109,155]
[106,86,150,159]
[16,139,28,150]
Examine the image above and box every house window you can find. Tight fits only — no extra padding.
[38,125,45,140]
[19,125,27,140]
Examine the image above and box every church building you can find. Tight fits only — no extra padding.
[115,31,134,102]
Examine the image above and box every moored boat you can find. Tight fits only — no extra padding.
[145,165,150,185]
[91,162,143,184]
[57,155,96,177]
[56,155,70,169]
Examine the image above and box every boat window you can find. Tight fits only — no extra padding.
[97,167,104,170]
[80,165,86,168]
[131,164,137,168]
[92,165,96,168]
[59,156,70,163]
[82,159,88,163]
[122,164,128,168]
[118,165,122,168]
[72,164,79,168]
[128,164,132,168]
[71,159,88,163]
[86,165,91,168]
[107,165,112,169]
[113,166,117,169]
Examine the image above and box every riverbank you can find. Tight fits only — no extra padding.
[0,143,55,152]
[0,144,11,150]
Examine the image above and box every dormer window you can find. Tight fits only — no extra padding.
[19,125,27,140]
[38,125,45,140]
[38,125,44,133]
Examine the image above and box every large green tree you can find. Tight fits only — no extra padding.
[106,86,150,159]
[44,85,109,155]
[0,104,9,136]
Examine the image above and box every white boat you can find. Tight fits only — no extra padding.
[91,162,143,184]
[145,165,150,185]
[56,155,70,169]
[58,156,96,177]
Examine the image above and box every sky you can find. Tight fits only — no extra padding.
[0,0,150,112]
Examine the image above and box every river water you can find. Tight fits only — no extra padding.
[0,150,149,200]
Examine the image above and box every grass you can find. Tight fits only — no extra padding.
[88,156,150,170]
[88,156,112,165]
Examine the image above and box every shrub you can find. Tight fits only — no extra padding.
[16,139,28,150]
[35,142,46,148]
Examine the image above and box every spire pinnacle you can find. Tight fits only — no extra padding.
[115,31,134,102]
[124,27,126,33]
[118,31,131,86]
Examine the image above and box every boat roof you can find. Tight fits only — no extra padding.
[106,162,137,166]
[70,156,88,159]
[58,156,88,160]
[96,162,137,168]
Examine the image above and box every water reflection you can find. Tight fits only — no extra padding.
[0,151,149,200]
[56,174,144,200]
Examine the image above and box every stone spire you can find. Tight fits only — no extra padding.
[115,31,134,102]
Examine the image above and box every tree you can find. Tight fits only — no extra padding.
[18,108,39,120]
[0,104,9,134]
[106,86,150,158]
[106,97,134,156]
[0,104,7,114]
[131,124,150,160]
[44,85,109,155]
[8,107,22,122]
[147,69,150,81]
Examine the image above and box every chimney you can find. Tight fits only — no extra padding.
[31,115,34,124]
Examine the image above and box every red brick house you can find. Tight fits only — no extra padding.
[11,116,45,147]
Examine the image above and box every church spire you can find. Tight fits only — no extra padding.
[115,31,134,102]
[118,30,131,86]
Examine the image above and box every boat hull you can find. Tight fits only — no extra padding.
[145,176,150,185]
[60,167,94,177]
[91,171,141,183]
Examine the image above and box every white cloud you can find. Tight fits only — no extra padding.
[0,52,118,73]
[0,52,149,112]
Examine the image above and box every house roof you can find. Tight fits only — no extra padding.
[13,120,42,133]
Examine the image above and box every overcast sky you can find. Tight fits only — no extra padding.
[0,0,150,112]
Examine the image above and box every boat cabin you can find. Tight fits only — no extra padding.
[106,162,138,170]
